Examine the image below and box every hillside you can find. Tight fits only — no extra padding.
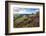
[14,12,39,28]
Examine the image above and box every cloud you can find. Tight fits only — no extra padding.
[13,8,39,14]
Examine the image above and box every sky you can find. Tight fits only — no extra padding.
[13,7,39,14]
